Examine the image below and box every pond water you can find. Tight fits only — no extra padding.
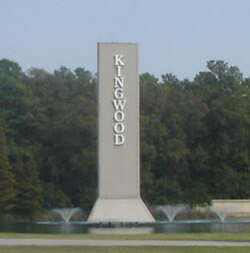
[1,219,250,234]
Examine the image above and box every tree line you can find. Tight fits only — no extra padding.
[0,59,249,219]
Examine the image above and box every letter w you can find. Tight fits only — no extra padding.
[112,99,126,110]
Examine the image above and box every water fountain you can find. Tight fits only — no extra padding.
[52,208,83,223]
[209,206,233,222]
[1,204,250,234]
[156,204,189,222]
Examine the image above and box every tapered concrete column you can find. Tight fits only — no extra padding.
[88,43,154,222]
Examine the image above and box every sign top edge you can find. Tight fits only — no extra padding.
[98,42,138,45]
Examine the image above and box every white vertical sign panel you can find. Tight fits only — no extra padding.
[88,43,154,222]
[98,43,139,198]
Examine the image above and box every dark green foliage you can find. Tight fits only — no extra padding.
[14,157,43,216]
[0,58,249,218]
[140,61,249,205]
[0,124,16,214]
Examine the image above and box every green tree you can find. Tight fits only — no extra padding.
[0,59,22,79]
[14,157,43,216]
[0,124,16,214]
[193,60,250,200]
[161,73,180,86]
[28,66,97,208]
[140,72,159,86]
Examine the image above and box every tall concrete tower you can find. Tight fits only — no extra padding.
[88,43,154,222]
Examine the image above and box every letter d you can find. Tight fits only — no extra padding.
[114,134,125,145]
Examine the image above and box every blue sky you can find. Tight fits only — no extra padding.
[1,0,250,79]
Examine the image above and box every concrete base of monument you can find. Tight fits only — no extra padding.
[88,198,155,223]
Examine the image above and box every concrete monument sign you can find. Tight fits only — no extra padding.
[88,43,154,222]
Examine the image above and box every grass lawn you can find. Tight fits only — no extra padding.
[0,233,249,253]
[0,232,249,241]
[0,246,250,253]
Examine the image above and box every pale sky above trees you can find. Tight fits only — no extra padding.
[1,0,250,79]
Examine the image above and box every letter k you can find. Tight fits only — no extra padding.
[114,55,124,66]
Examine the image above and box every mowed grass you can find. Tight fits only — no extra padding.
[0,246,250,253]
[0,233,249,253]
[0,232,249,241]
